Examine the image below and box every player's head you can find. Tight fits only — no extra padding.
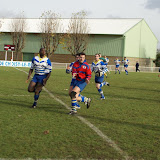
[124,57,126,60]
[95,53,100,61]
[75,53,80,61]
[39,48,45,57]
[98,53,102,57]
[79,52,86,63]
[104,56,106,58]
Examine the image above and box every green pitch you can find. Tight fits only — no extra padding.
[0,67,160,159]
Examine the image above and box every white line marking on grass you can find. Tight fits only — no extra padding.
[15,67,130,160]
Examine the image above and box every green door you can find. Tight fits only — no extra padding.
[23,52,34,61]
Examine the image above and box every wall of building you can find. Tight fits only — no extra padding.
[124,19,158,67]
[0,33,124,56]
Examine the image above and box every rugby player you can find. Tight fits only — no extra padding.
[91,54,109,100]
[114,58,121,74]
[69,52,91,115]
[122,57,129,75]
[26,48,52,108]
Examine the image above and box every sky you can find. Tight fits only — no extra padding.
[0,0,160,48]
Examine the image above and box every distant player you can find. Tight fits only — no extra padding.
[104,56,110,77]
[99,53,109,78]
[66,53,80,97]
[26,48,52,108]
[122,57,129,75]
[114,58,121,74]
[104,56,109,65]
[91,54,109,100]
[69,52,91,115]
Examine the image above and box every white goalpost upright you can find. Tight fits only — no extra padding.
[4,44,15,61]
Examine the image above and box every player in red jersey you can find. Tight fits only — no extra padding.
[69,52,92,115]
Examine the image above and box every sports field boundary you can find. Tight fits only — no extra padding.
[15,67,131,160]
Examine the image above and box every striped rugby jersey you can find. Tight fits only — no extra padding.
[31,55,52,75]
[114,59,121,65]
[91,60,108,74]
[122,59,129,65]
[72,60,91,81]
[105,58,109,63]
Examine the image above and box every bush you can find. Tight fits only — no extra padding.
[153,52,160,67]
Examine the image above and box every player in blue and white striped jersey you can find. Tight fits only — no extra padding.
[91,54,109,100]
[122,57,129,75]
[114,58,121,74]
[26,48,52,108]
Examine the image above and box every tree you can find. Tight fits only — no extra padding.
[61,11,90,56]
[39,10,62,58]
[10,14,26,61]
[153,49,160,67]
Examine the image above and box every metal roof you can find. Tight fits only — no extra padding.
[0,18,142,35]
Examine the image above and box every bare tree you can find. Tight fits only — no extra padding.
[39,10,62,58]
[10,14,26,61]
[61,11,90,56]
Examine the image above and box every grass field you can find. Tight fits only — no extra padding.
[0,67,160,159]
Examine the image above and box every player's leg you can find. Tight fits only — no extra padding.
[28,74,38,92]
[69,86,73,97]
[28,81,37,92]
[31,75,46,108]
[115,66,117,74]
[32,82,43,108]
[124,66,128,75]
[96,83,105,99]
[69,86,81,114]
[118,66,120,74]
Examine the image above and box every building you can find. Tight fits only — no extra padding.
[0,18,158,66]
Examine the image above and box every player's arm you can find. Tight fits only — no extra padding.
[43,59,52,86]
[90,63,94,72]
[66,62,73,74]
[85,65,92,84]
[101,62,109,74]
[26,69,33,83]
[26,58,34,83]
[72,63,78,78]
[43,72,51,86]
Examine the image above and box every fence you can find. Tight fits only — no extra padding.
[52,62,160,73]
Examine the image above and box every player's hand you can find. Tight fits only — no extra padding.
[85,78,90,84]
[67,66,70,70]
[26,77,30,83]
[43,78,47,86]
[72,73,77,78]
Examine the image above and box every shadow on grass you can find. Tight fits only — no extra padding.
[0,98,69,115]
[81,114,160,132]
[105,93,160,103]
[111,85,160,93]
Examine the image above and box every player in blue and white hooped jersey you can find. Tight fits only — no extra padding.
[91,54,109,100]
[122,57,129,75]
[26,48,52,108]
[104,56,110,78]
[114,58,121,74]
[104,56,109,65]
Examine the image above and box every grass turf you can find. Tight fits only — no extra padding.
[0,67,160,159]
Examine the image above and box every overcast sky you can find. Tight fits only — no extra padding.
[0,0,160,48]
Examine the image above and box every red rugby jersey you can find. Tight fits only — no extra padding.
[72,60,91,81]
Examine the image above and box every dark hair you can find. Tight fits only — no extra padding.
[75,53,80,57]
[79,52,86,56]
[124,57,126,58]
[39,48,45,53]
[95,53,100,56]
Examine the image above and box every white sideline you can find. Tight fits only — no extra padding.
[15,67,130,160]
